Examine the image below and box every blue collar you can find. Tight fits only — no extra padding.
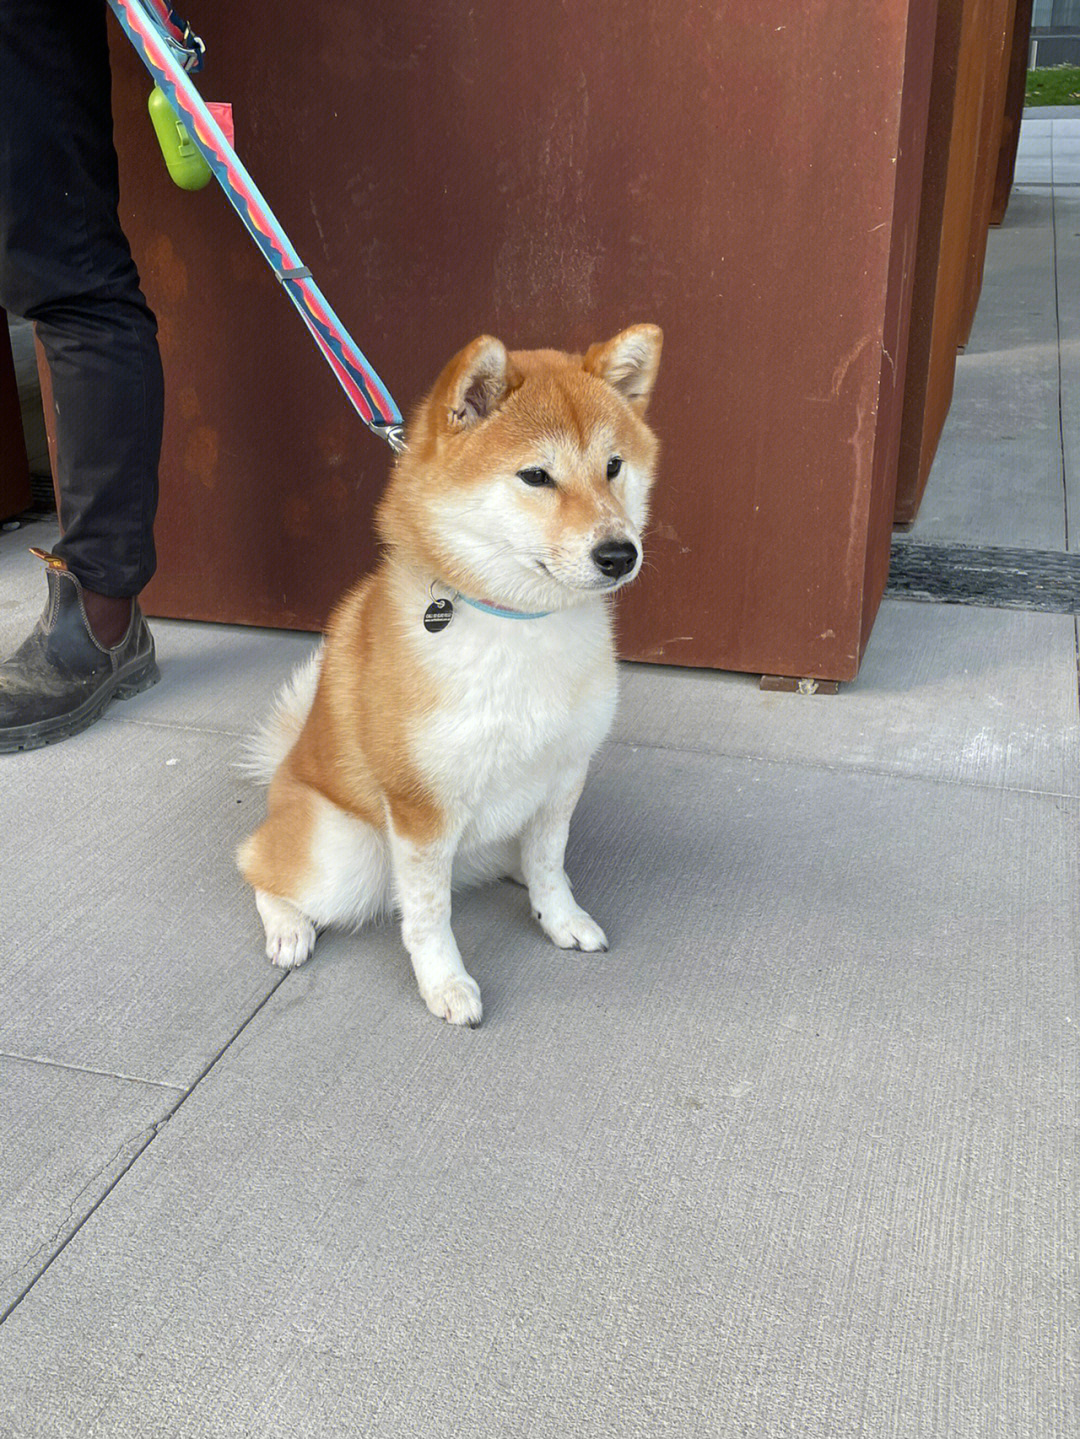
[457,594,552,621]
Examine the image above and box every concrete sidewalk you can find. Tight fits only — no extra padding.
[0,114,1077,1437]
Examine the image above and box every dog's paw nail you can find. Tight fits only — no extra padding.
[425,975,483,1028]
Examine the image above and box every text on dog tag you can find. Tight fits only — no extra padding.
[423,599,454,633]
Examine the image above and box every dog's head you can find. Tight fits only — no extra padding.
[378,325,663,611]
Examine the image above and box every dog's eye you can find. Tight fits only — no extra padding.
[606,456,623,480]
[517,468,555,488]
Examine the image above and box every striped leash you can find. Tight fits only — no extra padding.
[107,0,407,454]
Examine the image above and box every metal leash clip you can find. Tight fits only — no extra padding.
[158,17,204,71]
[374,424,408,455]
[174,28,204,71]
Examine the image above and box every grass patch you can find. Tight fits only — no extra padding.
[1026,65,1080,106]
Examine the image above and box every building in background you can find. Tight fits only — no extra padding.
[1030,0,1080,66]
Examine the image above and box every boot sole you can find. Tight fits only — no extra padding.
[0,656,161,755]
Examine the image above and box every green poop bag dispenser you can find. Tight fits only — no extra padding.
[148,85,212,190]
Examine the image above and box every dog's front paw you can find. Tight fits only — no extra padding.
[423,973,483,1027]
[536,902,608,953]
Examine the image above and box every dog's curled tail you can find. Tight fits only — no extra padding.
[238,644,324,783]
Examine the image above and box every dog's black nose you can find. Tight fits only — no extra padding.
[591,540,639,580]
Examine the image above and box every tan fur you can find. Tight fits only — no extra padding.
[237,770,319,900]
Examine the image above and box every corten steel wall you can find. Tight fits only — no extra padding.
[958,0,1018,344]
[859,0,938,660]
[895,0,992,525]
[96,3,935,681]
[991,0,1035,226]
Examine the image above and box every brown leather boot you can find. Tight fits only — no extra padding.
[0,549,159,753]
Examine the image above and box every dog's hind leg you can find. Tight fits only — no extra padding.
[238,776,391,968]
[298,798,393,931]
[238,787,322,969]
[237,805,319,972]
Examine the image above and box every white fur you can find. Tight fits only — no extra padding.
[256,890,316,969]
[294,792,394,930]
[396,584,617,1015]
[238,644,323,781]
[400,577,617,841]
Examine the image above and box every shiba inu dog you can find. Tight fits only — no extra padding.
[237,324,662,1026]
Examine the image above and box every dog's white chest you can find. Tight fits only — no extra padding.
[410,602,616,836]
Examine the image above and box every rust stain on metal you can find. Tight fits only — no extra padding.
[145,234,189,305]
[184,425,219,490]
[178,385,201,421]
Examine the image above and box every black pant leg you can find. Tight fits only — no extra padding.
[0,0,163,597]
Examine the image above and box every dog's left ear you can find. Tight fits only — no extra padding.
[583,324,663,415]
[436,335,522,431]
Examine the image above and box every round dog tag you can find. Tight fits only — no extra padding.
[423,598,454,633]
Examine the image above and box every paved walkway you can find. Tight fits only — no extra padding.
[0,114,1076,1438]
[907,107,1080,551]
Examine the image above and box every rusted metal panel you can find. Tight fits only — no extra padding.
[896,0,990,526]
[958,0,1017,345]
[990,0,1034,226]
[99,2,935,680]
[858,0,938,660]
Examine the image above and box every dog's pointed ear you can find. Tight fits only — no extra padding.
[435,335,521,431]
[583,324,663,415]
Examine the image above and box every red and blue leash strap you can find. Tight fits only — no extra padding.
[107,0,406,452]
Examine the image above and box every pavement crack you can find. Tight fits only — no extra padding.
[0,1122,158,1321]
[0,974,288,1330]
